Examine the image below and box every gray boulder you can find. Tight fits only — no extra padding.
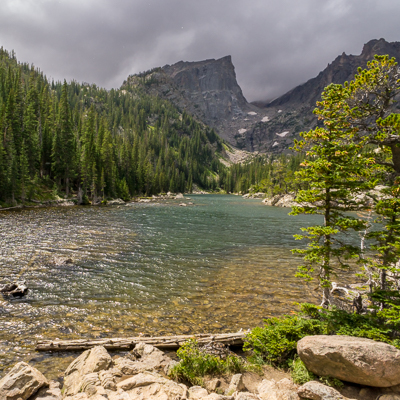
[298,335,400,387]
[225,374,246,395]
[108,198,125,205]
[63,345,112,396]
[297,381,355,400]
[189,385,209,399]
[0,361,48,400]
[115,342,174,376]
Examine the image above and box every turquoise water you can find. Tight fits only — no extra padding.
[0,195,320,377]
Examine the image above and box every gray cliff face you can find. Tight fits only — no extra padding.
[124,39,400,154]
[268,38,400,109]
[246,38,400,154]
[125,56,264,149]
[162,56,249,123]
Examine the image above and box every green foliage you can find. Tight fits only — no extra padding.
[301,303,398,346]
[290,358,316,385]
[225,153,305,195]
[0,47,229,203]
[319,375,344,389]
[169,339,246,386]
[243,312,326,368]
[244,303,400,370]
[290,55,400,308]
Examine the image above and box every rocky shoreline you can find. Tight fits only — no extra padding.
[0,192,204,212]
[241,185,390,209]
[2,335,400,400]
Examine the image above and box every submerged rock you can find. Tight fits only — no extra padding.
[0,280,28,297]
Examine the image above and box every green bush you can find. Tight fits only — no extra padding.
[243,312,326,367]
[244,303,400,369]
[169,339,246,386]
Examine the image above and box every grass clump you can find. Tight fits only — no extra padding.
[290,357,316,385]
[169,339,247,386]
[290,358,343,388]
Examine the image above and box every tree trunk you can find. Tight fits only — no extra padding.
[36,332,246,352]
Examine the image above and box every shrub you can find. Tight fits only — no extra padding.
[244,303,400,369]
[243,313,326,367]
[169,339,246,386]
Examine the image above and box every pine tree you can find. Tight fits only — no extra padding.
[291,82,374,307]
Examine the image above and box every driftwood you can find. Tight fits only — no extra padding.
[36,332,246,352]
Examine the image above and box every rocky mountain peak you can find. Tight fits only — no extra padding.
[125,55,262,146]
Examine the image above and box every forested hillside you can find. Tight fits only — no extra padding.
[0,48,232,204]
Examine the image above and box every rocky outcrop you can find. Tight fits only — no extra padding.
[298,335,400,387]
[0,280,28,297]
[250,38,400,153]
[297,380,354,400]
[63,345,113,396]
[225,374,246,395]
[124,56,262,150]
[0,361,48,400]
[5,337,400,400]
[257,378,299,400]
[114,342,173,375]
[262,193,297,207]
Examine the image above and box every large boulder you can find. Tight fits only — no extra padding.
[298,335,400,387]
[63,346,112,396]
[0,362,48,400]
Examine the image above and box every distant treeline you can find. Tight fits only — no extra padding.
[0,47,303,204]
[228,153,305,195]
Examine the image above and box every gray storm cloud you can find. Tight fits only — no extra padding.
[0,0,399,101]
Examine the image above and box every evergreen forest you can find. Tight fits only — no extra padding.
[0,48,305,206]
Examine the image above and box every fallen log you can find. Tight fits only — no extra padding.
[36,332,246,352]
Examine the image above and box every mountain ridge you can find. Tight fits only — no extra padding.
[124,38,400,154]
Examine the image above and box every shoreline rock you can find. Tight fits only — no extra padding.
[298,335,400,387]
[2,337,400,400]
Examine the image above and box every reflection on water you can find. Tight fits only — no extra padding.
[0,195,319,378]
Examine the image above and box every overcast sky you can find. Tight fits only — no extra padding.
[1,0,399,102]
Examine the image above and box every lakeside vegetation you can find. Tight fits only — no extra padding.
[0,47,314,207]
[0,48,230,205]
[170,56,400,388]
[2,47,400,393]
